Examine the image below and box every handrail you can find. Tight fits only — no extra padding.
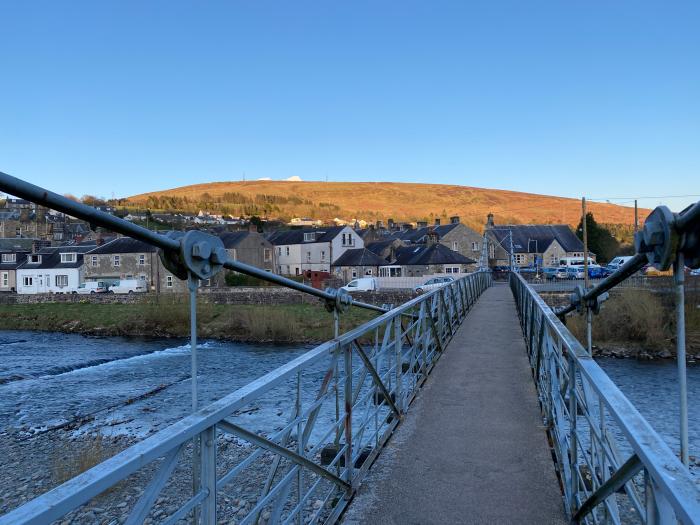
[511,272,700,524]
[0,170,387,313]
[0,270,491,524]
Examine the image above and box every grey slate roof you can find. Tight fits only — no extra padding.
[219,231,251,248]
[331,248,388,267]
[0,250,30,270]
[488,225,584,254]
[17,246,94,270]
[394,224,459,244]
[0,238,35,251]
[365,240,398,255]
[87,237,158,254]
[267,226,347,246]
[391,244,476,266]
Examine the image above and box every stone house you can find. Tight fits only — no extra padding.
[16,246,93,294]
[331,248,388,283]
[268,226,363,276]
[0,249,29,292]
[484,214,591,269]
[84,237,187,293]
[393,217,483,261]
[380,240,477,277]
[211,231,275,286]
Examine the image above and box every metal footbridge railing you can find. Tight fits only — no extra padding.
[511,198,700,524]
[0,171,491,525]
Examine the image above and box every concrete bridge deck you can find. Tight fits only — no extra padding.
[343,284,566,524]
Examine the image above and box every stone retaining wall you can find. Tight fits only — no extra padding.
[0,287,415,308]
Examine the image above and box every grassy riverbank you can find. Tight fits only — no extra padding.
[568,288,700,359]
[0,302,376,343]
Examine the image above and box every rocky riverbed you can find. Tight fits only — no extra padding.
[0,426,338,524]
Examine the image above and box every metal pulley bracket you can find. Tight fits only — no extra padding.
[570,285,609,315]
[158,230,228,281]
[323,287,353,313]
[679,227,700,269]
[634,206,679,271]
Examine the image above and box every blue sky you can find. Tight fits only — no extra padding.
[1,1,698,211]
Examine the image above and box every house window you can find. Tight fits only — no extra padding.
[1,253,16,263]
[139,274,147,281]
[264,248,272,262]
[1,272,8,287]
[321,251,325,261]
[277,247,282,256]
[166,275,173,288]
[452,242,458,251]
[306,251,311,262]
[444,266,460,274]
[365,269,373,275]
[60,253,76,263]
[113,255,120,267]
[23,276,33,286]
[285,247,290,256]
[91,255,98,267]
[55,274,68,287]
[139,254,145,266]
[352,269,358,278]
[514,254,526,265]
[295,267,300,275]
[471,242,479,251]
[28,254,41,264]
[304,232,315,242]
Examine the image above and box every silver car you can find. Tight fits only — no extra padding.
[414,276,454,294]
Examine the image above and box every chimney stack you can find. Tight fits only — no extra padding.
[417,220,428,228]
[486,213,495,229]
[426,231,439,246]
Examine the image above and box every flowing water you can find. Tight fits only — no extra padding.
[1,331,698,459]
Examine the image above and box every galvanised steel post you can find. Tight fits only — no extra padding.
[200,426,217,524]
[568,353,578,514]
[296,370,303,525]
[673,252,689,466]
[394,315,403,414]
[586,307,593,356]
[188,273,201,525]
[343,342,353,496]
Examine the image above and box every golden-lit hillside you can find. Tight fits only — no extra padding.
[126,181,646,231]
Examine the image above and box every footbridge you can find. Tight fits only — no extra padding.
[0,171,699,525]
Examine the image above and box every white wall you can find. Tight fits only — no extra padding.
[16,267,83,294]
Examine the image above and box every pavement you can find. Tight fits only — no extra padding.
[342,284,566,525]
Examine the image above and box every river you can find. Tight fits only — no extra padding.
[1,330,698,460]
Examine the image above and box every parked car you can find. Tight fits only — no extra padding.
[109,279,147,294]
[554,267,569,280]
[691,268,700,277]
[587,264,605,279]
[414,276,454,294]
[341,277,378,292]
[567,267,585,280]
[542,267,558,280]
[76,281,110,294]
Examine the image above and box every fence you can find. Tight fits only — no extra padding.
[510,272,700,524]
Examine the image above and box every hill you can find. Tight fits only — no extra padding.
[125,181,646,232]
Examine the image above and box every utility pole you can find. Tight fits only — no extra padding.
[634,199,638,233]
[582,197,592,356]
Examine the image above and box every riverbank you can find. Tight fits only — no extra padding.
[566,288,700,360]
[0,303,376,343]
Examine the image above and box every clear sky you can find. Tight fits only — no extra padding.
[1,1,698,211]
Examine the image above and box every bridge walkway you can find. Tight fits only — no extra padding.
[342,283,566,524]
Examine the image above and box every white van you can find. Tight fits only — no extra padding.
[341,277,378,292]
[110,279,147,294]
[76,281,110,294]
[559,257,596,268]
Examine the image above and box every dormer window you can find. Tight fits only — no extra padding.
[28,254,42,264]
[304,232,315,242]
[1,253,16,263]
[60,253,77,263]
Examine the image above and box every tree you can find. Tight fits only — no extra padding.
[576,212,620,264]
